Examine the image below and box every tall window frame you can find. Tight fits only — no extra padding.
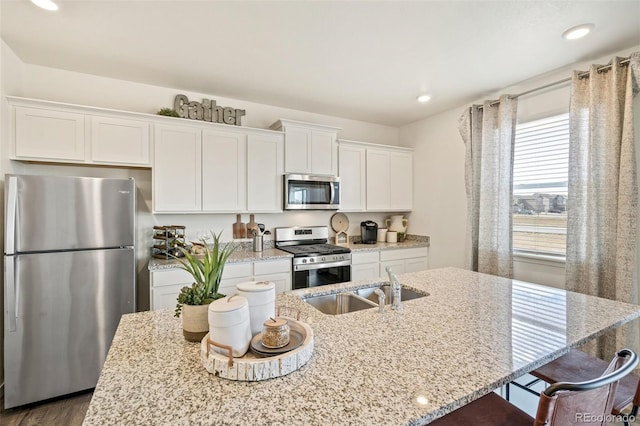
[512,113,569,257]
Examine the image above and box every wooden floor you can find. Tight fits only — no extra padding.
[0,391,93,426]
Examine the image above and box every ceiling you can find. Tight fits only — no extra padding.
[1,1,639,127]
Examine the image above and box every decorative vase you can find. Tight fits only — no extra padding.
[181,304,210,342]
[247,214,259,237]
[385,215,408,233]
[233,214,246,239]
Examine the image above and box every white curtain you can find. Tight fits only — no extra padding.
[566,52,640,358]
[458,95,518,278]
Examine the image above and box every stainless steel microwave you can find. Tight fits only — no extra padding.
[283,174,340,210]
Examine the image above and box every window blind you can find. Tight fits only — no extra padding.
[512,113,569,256]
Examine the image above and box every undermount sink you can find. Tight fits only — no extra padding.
[303,292,378,315]
[356,284,429,305]
[302,284,429,315]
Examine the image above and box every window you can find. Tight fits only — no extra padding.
[512,113,569,256]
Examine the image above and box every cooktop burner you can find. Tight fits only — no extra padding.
[278,243,350,258]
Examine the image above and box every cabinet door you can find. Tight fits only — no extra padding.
[202,129,246,212]
[366,149,390,211]
[338,144,366,211]
[15,107,85,161]
[352,263,380,281]
[247,133,284,212]
[91,116,150,166]
[405,257,428,273]
[284,126,311,174]
[256,272,291,294]
[380,260,405,277]
[389,151,413,211]
[311,130,337,175]
[152,284,184,310]
[153,124,202,212]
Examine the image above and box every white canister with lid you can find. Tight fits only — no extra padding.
[208,295,252,357]
[236,281,276,335]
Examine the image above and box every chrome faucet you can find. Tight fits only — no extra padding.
[373,288,386,314]
[386,266,402,311]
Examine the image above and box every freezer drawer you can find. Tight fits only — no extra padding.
[5,174,135,253]
[4,248,135,408]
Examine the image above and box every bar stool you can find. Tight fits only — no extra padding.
[430,349,638,426]
[530,350,640,425]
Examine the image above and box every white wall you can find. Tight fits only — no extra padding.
[399,44,640,287]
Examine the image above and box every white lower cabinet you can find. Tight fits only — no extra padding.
[253,259,292,294]
[150,259,292,310]
[351,251,381,281]
[379,247,429,277]
[351,247,429,281]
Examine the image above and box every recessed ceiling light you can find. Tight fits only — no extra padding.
[417,94,432,103]
[30,0,59,11]
[562,24,594,40]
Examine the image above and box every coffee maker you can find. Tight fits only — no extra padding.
[360,221,378,244]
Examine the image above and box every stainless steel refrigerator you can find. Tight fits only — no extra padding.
[4,174,136,408]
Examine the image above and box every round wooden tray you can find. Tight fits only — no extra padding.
[200,320,314,381]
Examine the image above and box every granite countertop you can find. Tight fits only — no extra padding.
[149,248,293,271]
[84,267,640,425]
[148,235,430,271]
[342,234,430,252]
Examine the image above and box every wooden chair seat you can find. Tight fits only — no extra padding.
[429,392,533,426]
[531,349,640,414]
[431,349,638,426]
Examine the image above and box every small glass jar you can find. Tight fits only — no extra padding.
[261,317,290,349]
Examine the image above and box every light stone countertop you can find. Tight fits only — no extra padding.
[147,235,430,271]
[83,267,640,425]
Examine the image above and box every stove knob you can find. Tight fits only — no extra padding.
[321,257,325,262]
[302,259,307,264]
[309,258,314,263]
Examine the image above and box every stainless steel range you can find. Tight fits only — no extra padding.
[275,226,351,289]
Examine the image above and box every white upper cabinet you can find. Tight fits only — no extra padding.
[247,133,284,212]
[366,147,413,212]
[389,150,413,211]
[338,141,366,211]
[366,148,392,211]
[9,97,151,167]
[14,106,86,161]
[91,116,150,166]
[270,119,340,176]
[153,121,283,214]
[202,129,246,212]
[339,139,413,212]
[153,124,202,212]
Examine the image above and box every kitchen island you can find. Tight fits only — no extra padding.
[83,267,640,425]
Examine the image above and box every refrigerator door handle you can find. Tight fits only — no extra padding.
[5,175,17,254]
[6,256,18,332]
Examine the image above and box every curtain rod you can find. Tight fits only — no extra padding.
[478,56,632,109]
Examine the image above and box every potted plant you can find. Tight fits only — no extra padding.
[173,231,238,342]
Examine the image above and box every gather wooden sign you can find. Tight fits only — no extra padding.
[174,94,246,126]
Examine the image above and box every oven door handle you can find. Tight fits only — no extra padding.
[294,260,352,271]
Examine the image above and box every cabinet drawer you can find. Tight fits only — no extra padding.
[380,247,428,262]
[151,269,193,287]
[222,262,253,279]
[352,251,379,265]
[254,259,291,276]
